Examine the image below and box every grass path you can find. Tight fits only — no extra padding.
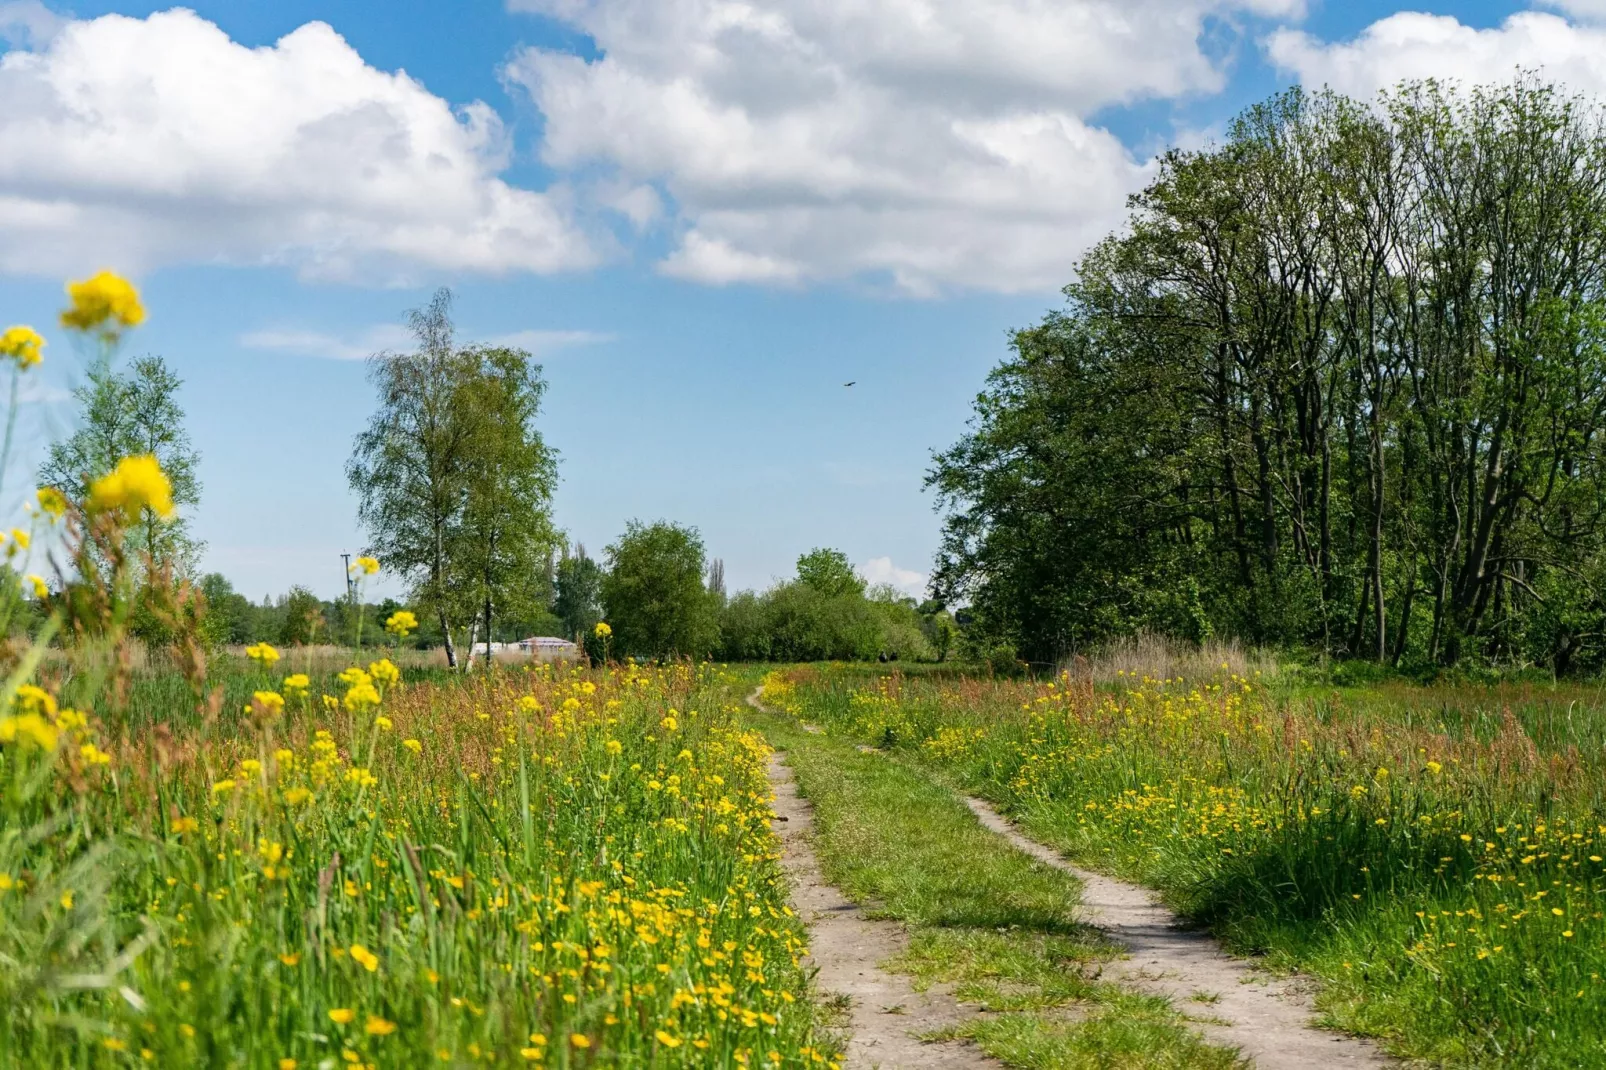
[747,688,1244,1070]
[768,750,1004,1069]
[962,796,1390,1069]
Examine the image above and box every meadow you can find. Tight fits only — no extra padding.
[0,653,840,1068]
[762,665,1606,1067]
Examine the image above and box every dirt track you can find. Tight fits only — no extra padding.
[753,687,1391,1068]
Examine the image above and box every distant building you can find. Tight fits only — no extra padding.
[516,636,581,661]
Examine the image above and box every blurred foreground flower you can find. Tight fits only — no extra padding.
[60,271,145,337]
[88,455,173,519]
[0,326,43,369]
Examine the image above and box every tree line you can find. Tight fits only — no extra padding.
[931,79,1606,672]
[346,292,947,664]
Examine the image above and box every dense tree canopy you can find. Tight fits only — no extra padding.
[601,521,720,658]
[932,80,1606,671]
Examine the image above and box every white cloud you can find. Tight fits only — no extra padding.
[505,0,1301,294]
[1539,0,1606,22]
[0,9,595,280]
[241,323,610,360]
[479,328,615,352]
[0,1,63,48]
[1267,12,1606,100]
[859,556,927,598]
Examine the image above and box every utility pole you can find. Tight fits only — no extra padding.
[341,552,354,604]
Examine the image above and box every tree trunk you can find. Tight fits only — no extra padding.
[484,591,494,668]
[439,608,458,669]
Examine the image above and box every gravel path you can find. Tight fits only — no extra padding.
[963,797,1392,1070]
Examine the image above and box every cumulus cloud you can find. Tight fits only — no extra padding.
[859,556,928,598]
[1268,12,1606,100]
[505,0,1302,294]
[0,1,62,48]
[0,8,595,279]
[241,323,610,360]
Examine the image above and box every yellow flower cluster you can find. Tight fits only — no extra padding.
[384,610,418,638]
[59,270,145,336]
[0,325,43,369]
[88,454,174,519]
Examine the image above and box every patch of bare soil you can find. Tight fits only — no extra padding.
[964,797,1393,1070]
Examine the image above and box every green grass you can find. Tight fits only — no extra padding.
[745,701,1243,1070]
[776,664,1606,1067]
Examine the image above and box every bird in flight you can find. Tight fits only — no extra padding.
[844,381,856,387]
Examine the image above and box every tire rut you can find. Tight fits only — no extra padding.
[767,752,1004,1069]
[962,797,1393,1070]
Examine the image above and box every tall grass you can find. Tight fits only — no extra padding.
[773,666,1606,1067]
[1,661,839,1067]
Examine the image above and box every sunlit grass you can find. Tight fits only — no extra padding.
[747,691,1243,1069]
[1,660,841,1067]
[772,666,1606,1067]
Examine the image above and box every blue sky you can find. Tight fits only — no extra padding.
[0,0,1595,602]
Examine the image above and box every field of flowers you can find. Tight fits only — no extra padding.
[765,666,1606,1066]
[1,657,840,1067]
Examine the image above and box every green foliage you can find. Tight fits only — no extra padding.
[552,546,604,642]
[347,290,558,669]
[600,520,720,658]
[711,551,934,662]
[932,80,1606,672]
[39,353,202,575]
[794,548,864,598]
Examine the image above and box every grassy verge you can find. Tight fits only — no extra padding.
[744,691,1242,1070]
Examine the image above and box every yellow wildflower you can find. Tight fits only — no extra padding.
[282,674,310,697]
[570,1035,591,1049]
[368,658,400,687]
[328,1009,355,1025]
[87,455,173,519]
[60,271,145,335]
[36,487,67,519]
[14,684,57,718]
[365,1017,396,1036]
[350,944,379,972]
[8,528,28,551]
[247,642,281,667]
[0,713,58,751]
[211,779,236,795]
[251,691,285,719]
[384,610,418,638]
[0,325,44,369]
[343,682,381,714]
[594,621,612,638]
[25,574,48,599]
[403,738,422,754]
[350,556,380,575]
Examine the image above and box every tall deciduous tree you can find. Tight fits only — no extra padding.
[600,521,719,658]
[40,354,203,574]
[455,344,559,665]
[933,79,1606,671]
[553,544,604,641]
[348,289,559,669]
